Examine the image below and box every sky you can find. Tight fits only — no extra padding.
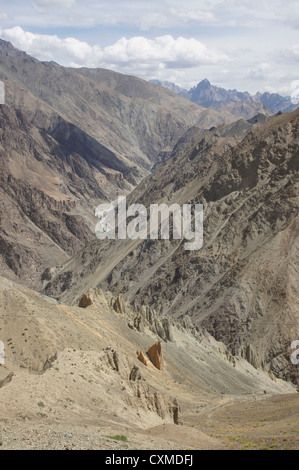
[0,0,298,95]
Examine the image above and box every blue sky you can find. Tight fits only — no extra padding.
[0,0,298,95]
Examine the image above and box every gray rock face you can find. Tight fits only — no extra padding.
[189,79,252,108]
[254,92,298,114]
[129,305,175,343]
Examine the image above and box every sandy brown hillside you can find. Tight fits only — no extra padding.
[43,109,299,385]
[0,276,296,450]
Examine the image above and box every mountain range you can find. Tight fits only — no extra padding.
[0,39,298,450]
[0,39,273,285]
[150,79,298,113]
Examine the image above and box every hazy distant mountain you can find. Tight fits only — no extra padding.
[254,91,297,113]
[152,78,298,113]
[189,79,252,108]
[149,79,190,98]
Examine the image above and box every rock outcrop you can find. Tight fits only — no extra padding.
[136,350,148,367]
[101,347,181,424]
[113,295,125,315]
[78,293,93,308]
[130,379,182,425]
[0,372,14,389]
[147,342,163,370]
[130,305,174,342]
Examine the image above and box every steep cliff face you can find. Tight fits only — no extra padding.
[43,109,299,384]
[0,101,118,285]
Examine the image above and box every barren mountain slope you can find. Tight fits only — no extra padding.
[0,39,273,172]
[75,67,273,122]
[0,276,295,449]
[1,40,268,286]
[0,44,206,171]
[0,90,138,285]
[0,41,201,285]
[43,109,299,384]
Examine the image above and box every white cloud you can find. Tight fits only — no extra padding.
[32,0,76,16]
[0,1,298,96]
[101,35,230,68]
[34,0,75,7]
[0,26,92,62]
[278,43,299,66]
[0,27,230,70]
[291,44,299,58]
[136,7,216,30]
[174,9,216,22]
[0,0,297,32]
[247,62,272,80]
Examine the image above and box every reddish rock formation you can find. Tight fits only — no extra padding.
[147,341,163,370]
[78,293,93,308]
[136,350,148,366]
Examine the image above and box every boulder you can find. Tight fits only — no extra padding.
[78,293,93,308]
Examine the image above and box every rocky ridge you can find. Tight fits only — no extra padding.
[151,78,298,114]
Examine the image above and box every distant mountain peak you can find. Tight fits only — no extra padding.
[197,79,211,88]
[253,91,296,113]
[149,79,189,97]
[150,77,298,114]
